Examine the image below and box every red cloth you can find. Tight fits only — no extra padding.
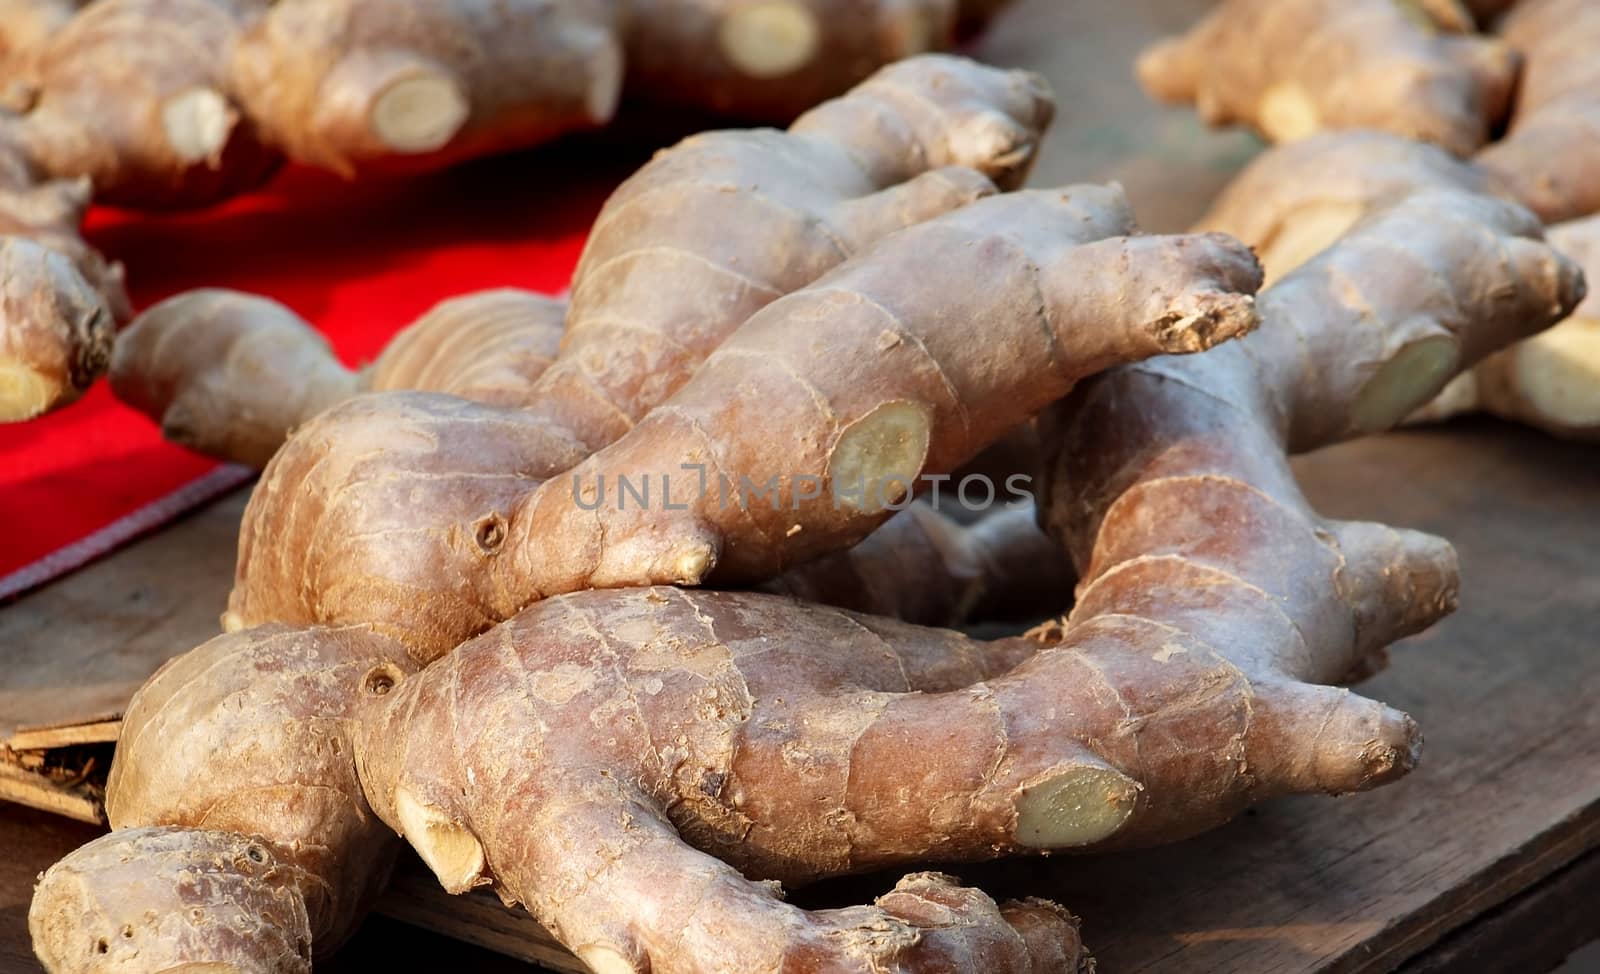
[0,149,625,598]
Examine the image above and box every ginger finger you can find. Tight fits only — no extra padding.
[1138,0,1518,156]
[1417,214,1600,439]
[30,623,416,973]
[497,186,1260,598]
[624,0,968,122]
[109,288,564,467]
[231,0,624,179]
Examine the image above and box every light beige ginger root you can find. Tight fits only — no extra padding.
[1418,215,1600,439]
[0,1,81,103]
[1137,0,1519,157]
[0,133,128,421]
[1476,0,1600,223]
[30,624,419,972]
[110,288,566,467]
[1187,130,1600,442]
[228,184,1261,658]
[1,0,281,209]
[1195,130,1487,283]
[231,0,624,179]
[34,616,1088,974]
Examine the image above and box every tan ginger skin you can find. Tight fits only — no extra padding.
[0,127,127,421]
[110,288,567,468]
[226,183,1263,658]
[1477,0,1600,223]
[29,185,1581,974]
[1137,0,1519,157]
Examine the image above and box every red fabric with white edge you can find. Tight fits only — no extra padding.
[0,149,626,599]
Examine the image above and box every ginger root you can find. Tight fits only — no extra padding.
[1476,0,1600,223]
[30,179,1577,974]
[0,130,127,421]
[228,183,1261,658]
[0,0,281,209]
[1417,215,1600,439]
[624,0,970,121]
[1188,130,1600,442]
[1137,0,1518,156]
[1195,130,1487,284]
[232,0,624,179]
[110,288,565,467]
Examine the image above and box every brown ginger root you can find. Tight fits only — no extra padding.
[492,186,1260,597]
[0,132,127,421]
[1416,215,1600,439]
[34,610,1087,974]
[1,0,281,209]
[1476,0,1600,223]
[1137,0,1519,156]
[624,0,968,121]
[110,288,565,467]
[228,184,1261,658]
[225,56,1055,656]
[30,177,1580,974]
[230,0,625,179]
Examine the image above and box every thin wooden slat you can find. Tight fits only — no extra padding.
[8,719,123,751]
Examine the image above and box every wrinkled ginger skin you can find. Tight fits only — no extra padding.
[111,288,565,467]
[29,624,418,974]
[231,0,625,179]
[357,587,1090,974]
[1034,187,1583,842]
[228,186,1259,657]
[3,0,281,209]
[527,53,1049,455]
[1194,130,1487,283]
[31,826,318,974]
[30,183,1577,974]
[226,56,1055,657]
[1476,0,1600,223]
[1137,0,1518,156]
[497,186,1261,597]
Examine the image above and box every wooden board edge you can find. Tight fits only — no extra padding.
[7,719,123,751]
[0,762,104,825]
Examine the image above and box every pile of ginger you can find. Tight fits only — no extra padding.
[14,0,1600,970]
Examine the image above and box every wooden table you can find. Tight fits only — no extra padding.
[4,1,1599,971]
